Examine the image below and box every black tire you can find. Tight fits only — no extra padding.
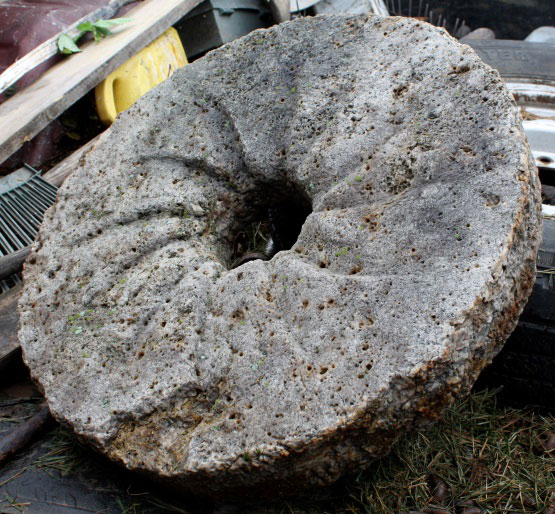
[465,40,555,407]
[464,40,555,83]
[476,216,555,408]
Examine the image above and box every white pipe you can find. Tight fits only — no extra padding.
[369,0,389,16]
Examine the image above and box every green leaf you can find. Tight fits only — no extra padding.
[94,26,112,36]
[92,17,132,29]
[57,33,81,54]
[76,18,132,44]
[76,21,94,32]
[91,27,107,42]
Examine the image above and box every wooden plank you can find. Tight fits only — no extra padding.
[0,248,31,282]
[0,284,22,373]
[0,0,136,96]
[0,0,201,166]
[43,131,107,187]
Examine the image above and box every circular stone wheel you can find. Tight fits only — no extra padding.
[19,14,541,497]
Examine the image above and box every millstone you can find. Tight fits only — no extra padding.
[19,14,541,497]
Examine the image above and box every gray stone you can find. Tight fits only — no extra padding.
[455,22,472,39]
[525,26,555,44]
[460,28,496,41]
[19,14,541,497]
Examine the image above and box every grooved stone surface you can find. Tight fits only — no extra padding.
[19,14,541,497]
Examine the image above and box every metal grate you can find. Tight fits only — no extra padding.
[0,166,58,293]
[385,0,467,36]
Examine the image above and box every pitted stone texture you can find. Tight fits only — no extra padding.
[19,15,541,496]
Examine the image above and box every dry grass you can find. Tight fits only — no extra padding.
[332,389,555,514]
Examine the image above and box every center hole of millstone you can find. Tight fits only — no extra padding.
[230,185,312,269]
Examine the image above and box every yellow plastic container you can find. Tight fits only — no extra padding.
[95,27,187,125]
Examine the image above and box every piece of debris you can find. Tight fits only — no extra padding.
[19,14,541,497]
[525,26,555,44]
[314,0,387,16]
[460,506,480,514]
[269,0,291,23]
[460,28,496,41]
[175,0,271,59]
[0,405,53,466]
[428,474,450,504]
[538,431,555,452]
[454,21,472,39]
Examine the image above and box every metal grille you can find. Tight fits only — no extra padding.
[0,169,58,293]
[385,0,466,36]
